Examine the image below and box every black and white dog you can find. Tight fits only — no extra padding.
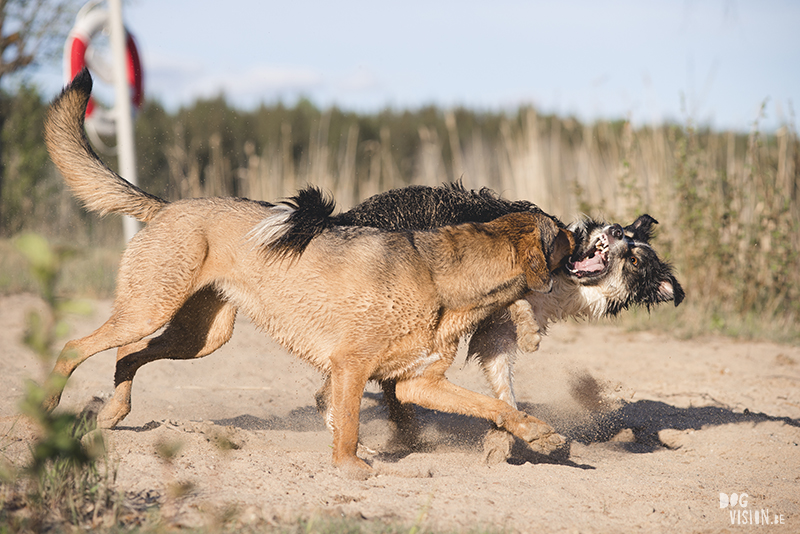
[316,183,683,429]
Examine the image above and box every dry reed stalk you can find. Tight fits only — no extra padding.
[206,132,230,198]
[308,112,330,188]
[445,111,464,181]
[166,125,202,199]
[332,123,359,208]
[280,121,295,196]
[415,125,447,187]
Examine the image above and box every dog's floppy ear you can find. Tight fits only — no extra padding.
[648,273,685,307]
[488,212,571,293]
[548,227,574,271]
[624,214,658,243]
[525,224,574,293]
[524,246,553,293]
[660,275,685,306]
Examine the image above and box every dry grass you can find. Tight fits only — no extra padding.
[8,105,799,341]
[0,239,120,299]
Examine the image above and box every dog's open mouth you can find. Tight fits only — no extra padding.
[567,233,609,278]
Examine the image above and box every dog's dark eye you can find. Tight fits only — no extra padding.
[629,256,638,266]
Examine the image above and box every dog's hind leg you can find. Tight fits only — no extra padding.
[380,380,422,450]
[43,236,214,414]
[42,296,183,413]
[98,287,237,428]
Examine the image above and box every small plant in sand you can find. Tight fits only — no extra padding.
[0,233,119,531]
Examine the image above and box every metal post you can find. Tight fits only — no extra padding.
[108,0,140,241]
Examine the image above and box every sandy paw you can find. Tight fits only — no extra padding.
[336,457,375,480]
[527,432,566,454]
[96,400,129,429]
[483,428,515,465]
[515,418,566,454]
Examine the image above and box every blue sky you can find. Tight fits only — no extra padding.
[22,0,800,131]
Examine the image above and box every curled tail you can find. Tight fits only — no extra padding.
[44,68,167,222]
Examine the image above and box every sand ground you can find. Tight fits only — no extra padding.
[1,293,798,532]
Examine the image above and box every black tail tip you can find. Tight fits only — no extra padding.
[63,67,93,97]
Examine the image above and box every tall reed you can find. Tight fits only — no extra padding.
[18,103,800,339]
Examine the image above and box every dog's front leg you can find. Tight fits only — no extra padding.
[329,361,372,479]
[394,373,565,457]
[469,312,519,408]
[508,298,541,353]
[469,300,543,463]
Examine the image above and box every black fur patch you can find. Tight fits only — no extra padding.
[269,186,336,259]
[333,181,564,230]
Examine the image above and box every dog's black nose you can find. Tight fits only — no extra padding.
[610,224,623,240]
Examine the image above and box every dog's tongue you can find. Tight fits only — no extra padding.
[571,254,604,273]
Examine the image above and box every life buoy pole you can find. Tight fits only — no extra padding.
[64,0,143,242]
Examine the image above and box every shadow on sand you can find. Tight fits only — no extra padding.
[111,392,797,469]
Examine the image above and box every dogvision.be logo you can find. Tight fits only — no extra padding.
[720,493,785,526]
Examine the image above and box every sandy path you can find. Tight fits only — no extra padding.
[1,294,798,532]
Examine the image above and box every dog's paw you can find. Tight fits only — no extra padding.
[513,418,553,442]
[527,432,566,455]
[335,456,375,480]
[512,416,566,454]
[508,299,541,353]
[483,428,515,465]
[516,330,541,353]
[96,397,130,429]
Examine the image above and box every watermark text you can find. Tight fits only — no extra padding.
[720,493,785,526]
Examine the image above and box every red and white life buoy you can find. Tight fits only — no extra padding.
[63,4,143,136]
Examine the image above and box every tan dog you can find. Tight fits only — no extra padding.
[42,70,574,477]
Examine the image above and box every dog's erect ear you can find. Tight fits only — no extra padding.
[625,214,658,243]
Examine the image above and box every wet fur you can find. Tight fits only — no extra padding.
[318,183,685,417]
[41,69,575,477]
